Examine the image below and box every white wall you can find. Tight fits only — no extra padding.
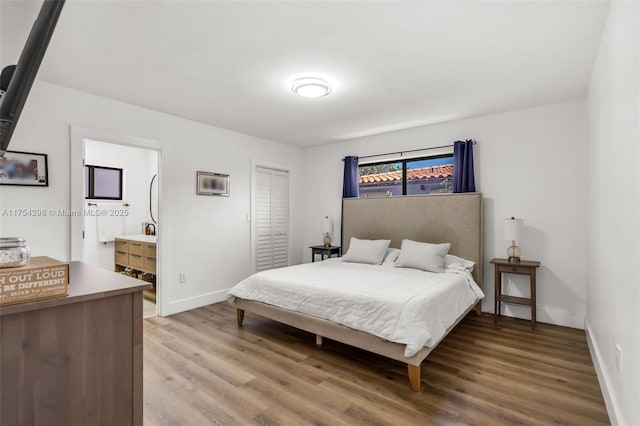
[0,80,305,315]
[146,149,159,228]
[82,140,158,271]
[302,100,588,329]
[585,1,640,425]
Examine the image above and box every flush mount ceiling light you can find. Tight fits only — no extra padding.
[291,77,332,98]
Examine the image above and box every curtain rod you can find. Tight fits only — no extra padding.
[342,140,477,161]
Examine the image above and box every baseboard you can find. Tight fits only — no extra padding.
[498,304,585,329]
[585,319,620,425]
[537,307,585,329]
[165,288,229,316]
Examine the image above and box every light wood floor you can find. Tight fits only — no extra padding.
[143,303,609,425]
[143,298,157,319]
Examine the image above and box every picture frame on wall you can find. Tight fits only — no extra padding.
[0,151,49,187]
[196,171,229,197]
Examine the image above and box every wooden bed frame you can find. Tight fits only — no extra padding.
[233,193,483,392]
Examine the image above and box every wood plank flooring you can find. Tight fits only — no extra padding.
[143,303,609,425]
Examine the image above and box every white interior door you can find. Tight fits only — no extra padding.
[255,167,289,272]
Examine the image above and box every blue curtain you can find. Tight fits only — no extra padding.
[342,156,360,198]
[453,140,476,193]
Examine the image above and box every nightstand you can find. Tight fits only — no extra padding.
[491,258,541,329]
[310,245,341,262]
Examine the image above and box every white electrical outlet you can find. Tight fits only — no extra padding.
[179,273,187,283]
[615,345,622,372]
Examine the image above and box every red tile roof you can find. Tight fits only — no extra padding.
[360,164,453,184]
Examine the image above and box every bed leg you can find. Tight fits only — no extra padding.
[407,364,421,392]
[236,309,245,326]
[475,302,482,316]
[315,334,323,346]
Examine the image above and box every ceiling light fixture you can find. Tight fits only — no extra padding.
[291,77,332,98]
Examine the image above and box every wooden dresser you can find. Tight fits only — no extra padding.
[0,262,151,426]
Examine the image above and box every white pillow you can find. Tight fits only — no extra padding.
[445,254,475,272]
[382,248,401,264]
[394,239,451,273]
[342,238,391,265]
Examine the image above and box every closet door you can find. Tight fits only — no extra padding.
[255,167,289,272]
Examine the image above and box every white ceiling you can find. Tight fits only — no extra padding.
[4,1,610,147]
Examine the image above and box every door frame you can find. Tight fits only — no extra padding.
[250,159,293,273]
[70,126,165,316]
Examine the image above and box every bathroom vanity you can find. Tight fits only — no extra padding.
[115,235,157,301]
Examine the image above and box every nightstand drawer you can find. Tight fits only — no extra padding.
[115,251,128,265]
[497,264,531,275]
[128,253,144,268]
[128,242,144,256]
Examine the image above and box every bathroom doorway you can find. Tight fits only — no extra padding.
[70,127,162,318]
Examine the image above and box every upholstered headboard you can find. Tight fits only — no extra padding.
[342,193,483,287]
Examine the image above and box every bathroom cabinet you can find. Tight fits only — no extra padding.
[115,236,157,302]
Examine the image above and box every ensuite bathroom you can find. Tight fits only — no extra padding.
[80,139,159,317]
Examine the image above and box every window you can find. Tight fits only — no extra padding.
[359,154,453,198]
[85,165,123,200]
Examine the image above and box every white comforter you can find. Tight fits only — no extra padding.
[227,259,484,357]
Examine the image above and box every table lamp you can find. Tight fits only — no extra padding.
[322,216,333,247]
[504,217,523,263]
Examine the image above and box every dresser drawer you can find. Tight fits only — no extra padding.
[128,242,144,256]
[143,244,156,258]
[144,256,156,273]
[115,251,128,265]
[128,253,144,268]
[115,240,129,253]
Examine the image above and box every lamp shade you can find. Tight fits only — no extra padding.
[504,217,523,242]
[322,216,333,234]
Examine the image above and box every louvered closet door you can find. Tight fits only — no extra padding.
[255,167,289,272]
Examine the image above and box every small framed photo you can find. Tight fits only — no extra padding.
[197,171,229,197]
[0,151,49,187]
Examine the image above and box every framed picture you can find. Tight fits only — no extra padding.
[0,151,49,187]
[197,171,229,196]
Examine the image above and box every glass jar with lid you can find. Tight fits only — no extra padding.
[0,237,31,268]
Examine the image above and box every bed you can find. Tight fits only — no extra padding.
[229,193,483,391]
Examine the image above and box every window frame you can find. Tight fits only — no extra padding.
[359,153,453,197]
[85,164,124,200]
